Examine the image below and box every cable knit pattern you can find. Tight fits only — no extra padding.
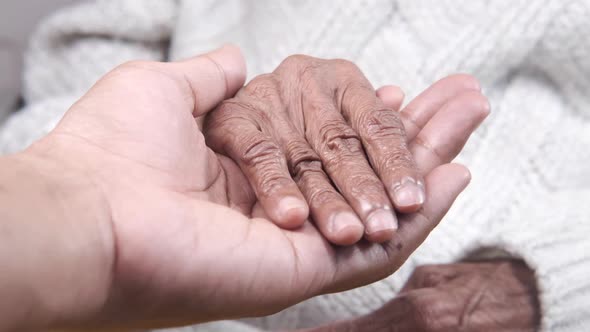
[25,0,175,103]
[1,1,589,331]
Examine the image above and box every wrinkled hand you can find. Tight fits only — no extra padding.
[205,55,425,244]
[346,260,540,332]
[20,46,487,331]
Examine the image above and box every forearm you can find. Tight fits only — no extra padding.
[0,152,113,331]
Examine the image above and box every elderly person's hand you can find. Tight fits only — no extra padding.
[205,55,487,245]
[205,55,425,244]
[320,260,540,332]
[0,46,487,331]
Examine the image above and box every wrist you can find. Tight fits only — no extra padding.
[0,150,114,330]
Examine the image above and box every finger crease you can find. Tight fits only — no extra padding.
[203,54,230,98]
[400,110,422,134]
[182,73,200,115]
[413,135,444,164]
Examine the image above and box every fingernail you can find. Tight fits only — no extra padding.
[329,212,363,237]
[365,209,398,239]
[392,177,425,211]
[277,196,308,227]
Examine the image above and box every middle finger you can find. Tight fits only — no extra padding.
[305,99,398,243]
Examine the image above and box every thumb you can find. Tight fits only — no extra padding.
[170,44,247,116]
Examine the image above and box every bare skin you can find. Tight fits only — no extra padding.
[0,46,487,331]
[206,55,425,244]
[206,57,487,245]
[310,260,539,332]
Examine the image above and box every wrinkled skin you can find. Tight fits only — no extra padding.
[331,260,540,332]
[21,46,488,330]
[205,55,426,244]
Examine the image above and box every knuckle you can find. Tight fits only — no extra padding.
[257,172,293,197]
[284,140,321,176]
[291,160,340,208]
[329,60,367,89]
[380,147,414,171]
[359,108,406,138]
[210,97,273,134]
[205,100,254,139]
[338,80,377,118]
[237,134,283,168]
[284,55,323,84]
[217,98,258,119]
[206,99,238,126]
[318,120,362,154]
[242,73,281,100]
[235,134,291,197]
[307,183,339,207]
[330,58,359,71]
[280,54,315,69]
[342,80,373,97]
[292,159,324,183]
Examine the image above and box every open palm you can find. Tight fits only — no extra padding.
[34,46,487,330]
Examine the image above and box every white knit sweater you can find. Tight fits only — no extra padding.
[1,1,589,331]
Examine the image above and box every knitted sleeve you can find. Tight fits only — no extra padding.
[461,4,590,329]
[0,0,177,154]
[462,189,590,332]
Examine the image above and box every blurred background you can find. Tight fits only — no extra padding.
[0,2,588,331]
[0,0,76,120]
